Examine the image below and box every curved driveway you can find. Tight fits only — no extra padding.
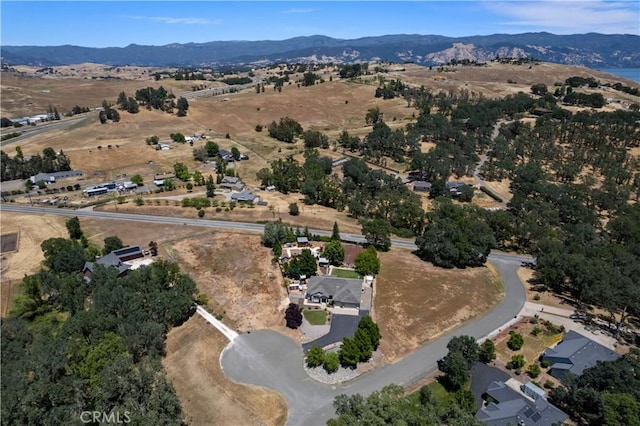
[221,255,526,425]
[0,204,530,425]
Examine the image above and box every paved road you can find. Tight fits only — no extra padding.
[0,205,534,266]
[0,204,532,425]
[0,115,90,147]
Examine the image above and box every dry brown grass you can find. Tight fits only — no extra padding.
[167,232,296,337]
[374,248,503,362]
[388,62,638,99]
[163,315,288,426]
[518,267,578,310]
[0,213,67,316]
[0,70,193,118]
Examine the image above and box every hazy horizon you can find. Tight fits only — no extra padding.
[2,1,639,48]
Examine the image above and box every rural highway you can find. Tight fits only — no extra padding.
[0,204,532,425]
[0,115,91,147]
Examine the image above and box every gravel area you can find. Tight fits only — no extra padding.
[303,362,360,384]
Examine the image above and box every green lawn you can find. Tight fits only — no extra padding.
[425,381,457,405]
[330,268,362,279]
[303,309,327,325]
[407,380,457,407]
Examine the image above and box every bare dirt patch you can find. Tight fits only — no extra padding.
[164,315,288,426]
[375,249,503,362]
[168,232,295,337]
[518,267,577,310]
[0,213,67,315]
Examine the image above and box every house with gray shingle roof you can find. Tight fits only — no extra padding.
[542,330,619,379]
[82,246,145,281]
[305,276,363,309]
[476,381,568,426]
[219,176,244,191]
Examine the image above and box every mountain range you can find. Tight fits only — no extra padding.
[2,32,639,69]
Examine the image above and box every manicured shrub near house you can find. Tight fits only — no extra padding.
[527,363,541,378]
[306,346,325,368]
[507,331,524,351]
[284,303,303,329]
[479,339,496,363]
[338,316,381,368]
[507,354,525,370]
[323,352,339,373]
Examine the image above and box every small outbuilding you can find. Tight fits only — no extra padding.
[413,181,432,192]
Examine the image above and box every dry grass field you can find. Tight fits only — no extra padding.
[167,232,296,337]
[163,315,288,426]
[374,248,504,362]
[0,213,67,316]
[388,62,639,100]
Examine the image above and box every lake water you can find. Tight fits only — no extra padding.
[597,68,640,83]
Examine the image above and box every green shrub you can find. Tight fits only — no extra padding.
[306,346,325,368]
[527,363,541,378]
[543,380,555,389]
[198,209,205,218]
[323,352,339,374]
[531,327,542,336]
[507,354,525,370]
[507,332,524,351]
[533,293,541,301]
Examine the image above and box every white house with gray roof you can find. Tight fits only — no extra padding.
[542,330,619,379]
[305,276,363,310]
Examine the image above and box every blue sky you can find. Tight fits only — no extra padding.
[2,1,639,47]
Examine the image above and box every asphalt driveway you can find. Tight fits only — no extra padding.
[302,310,369,352]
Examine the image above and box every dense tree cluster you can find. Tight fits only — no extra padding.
[374,78,406,100]
[328,384,482,425]
[116,91,140,113]
[2,236,197,425]
[477,108,640,336]
[283,249,317,279]
[303,130,329,149]
[439,335,480,391]
[267,116,303,142]
[1,146,71,182]
[338,63,367,79]
[342,158,425,236]
[221,76,252,85]
[416,199,496,268]
[98,100,120,124]
[135,86,172,110]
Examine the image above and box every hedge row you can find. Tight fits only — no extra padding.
[480,186,503,202]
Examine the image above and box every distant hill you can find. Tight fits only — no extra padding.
[2,32,639,68]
